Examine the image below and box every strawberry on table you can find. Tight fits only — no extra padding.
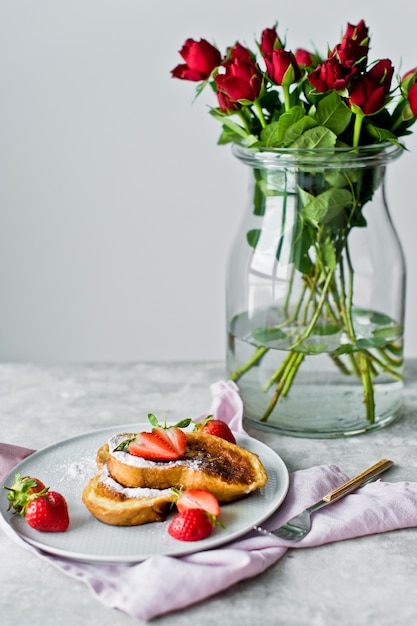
[168,508,215,542]
[25,491,70,532]
[175,489,220,517]
[195,416,236,444]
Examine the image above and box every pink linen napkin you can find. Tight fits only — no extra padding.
[1,380,417,622]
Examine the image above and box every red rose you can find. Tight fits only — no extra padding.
[264,49,301,86]
[402,67,417,83]
[225,42,254,64]
[343,20,369,46]
[402,67,417,96]
[171,38,221,81]
[295,48,316,68]
[215,57,263,112]
[308,56,357,92]
[334,20,369,70]
[408,83,417,117]
[216,89,241,114]
[260,26,282,57]
[349,59,394,115]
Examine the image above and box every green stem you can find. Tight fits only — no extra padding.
[340,239,376,424]
[283,85,291,112]
[237,110,252,134]
[358,352,375,424]
[261,352,304,421]
[353,112,365,147]
[254,99,267,128]
[229,346,268,382]
[281,352,305,396]
[291,269,336,347]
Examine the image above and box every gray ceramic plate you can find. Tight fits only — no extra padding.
[0,424,289,563]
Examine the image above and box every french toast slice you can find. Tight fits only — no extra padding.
[103,430,268,502]
[82,465,175,526]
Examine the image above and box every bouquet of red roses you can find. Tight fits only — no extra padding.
[172,21,417,429]
[172,20,417,148]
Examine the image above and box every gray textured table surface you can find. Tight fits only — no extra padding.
[1,360,416,626]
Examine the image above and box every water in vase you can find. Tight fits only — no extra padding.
[227,307,404,437]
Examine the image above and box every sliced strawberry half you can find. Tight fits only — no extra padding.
[153,426,187,457]
[176,489,220,517]
[128,431,179,461]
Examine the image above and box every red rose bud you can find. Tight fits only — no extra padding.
[225,42,254,65]
[260,26,283,57]
[295,48,316,68]
[402,67,417,93]
[342,20,369,46]
[216,89,241,114]
[349,58,394,115]
[264,49,301,86]
[308,56,357,92]
[171,38,221,81]
[331,21,369,71]
[407,83,417,117]
[215,57,262,110]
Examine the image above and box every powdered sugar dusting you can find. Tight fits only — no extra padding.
[100,466,172,499]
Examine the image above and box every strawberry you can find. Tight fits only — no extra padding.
[115,413,192,461]
[175,489,220,517]
[168,508,215,542]
[153,426,187,457]
[195,416,236,444]
[128,431,180,461]
[25,491,70,532]
[5,473,47,514]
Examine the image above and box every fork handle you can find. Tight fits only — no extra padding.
[323,458,393,503]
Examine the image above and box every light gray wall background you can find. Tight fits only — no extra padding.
[0,0,416,362]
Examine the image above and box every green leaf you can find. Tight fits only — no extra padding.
[315,92,352,135]
[289,126,337,149]
[247,229,261,248]
[282,116,318,146]
[174,418,192,429]
[252,327,287,343]
[369,311,395,326]
[312,323,342,336]
[333,333,399,356]
[365,123,401,145]
[260,121,281,147]
[147,413,159,427]
[372,325,402,341]
[290,218,314,274]
[299,187,353,227]
[210,111,249,137]
[260,105,305,147]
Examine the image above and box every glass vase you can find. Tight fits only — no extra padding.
[226,143,406,437]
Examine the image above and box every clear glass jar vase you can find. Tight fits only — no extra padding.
[226,143,405,437]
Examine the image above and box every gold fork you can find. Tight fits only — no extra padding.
[256,458,393,542]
